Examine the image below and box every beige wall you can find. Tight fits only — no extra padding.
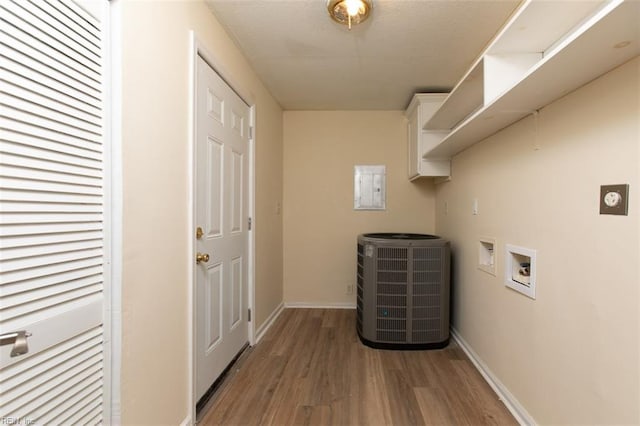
[118,0,283,423]
[283,111,436,305]
[435,57,639,424]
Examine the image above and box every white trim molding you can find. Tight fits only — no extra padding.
[284,302,357,310]
[187,30,197,426]
[106,0,123,423]
[255,302,356,344]
[254,302,285,344]
[450,327,535,426]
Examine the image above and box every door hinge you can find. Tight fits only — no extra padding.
[248,217,252,231]
[249,126,254,139]
[248,309,252,322]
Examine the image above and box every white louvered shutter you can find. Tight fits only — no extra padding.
[0,0,107,423]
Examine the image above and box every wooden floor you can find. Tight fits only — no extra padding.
[198,309,516,426]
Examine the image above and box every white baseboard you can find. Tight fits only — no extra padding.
[284,302,356,309]
[180,415,192,426]
[450,327,535,426]
[254,302,285,344]
[253,302,356,344]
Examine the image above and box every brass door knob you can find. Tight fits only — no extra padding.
[196,253,210,264]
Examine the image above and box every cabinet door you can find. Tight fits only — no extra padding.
[407,106,420,180]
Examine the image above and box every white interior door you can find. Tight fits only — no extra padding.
[195,56,250,401]
[0,0,108,423]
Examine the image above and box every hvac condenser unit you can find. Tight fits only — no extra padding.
[357,233,450,349]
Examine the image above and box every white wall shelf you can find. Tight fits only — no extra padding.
[422,0,639,159]
[425,61,484,131]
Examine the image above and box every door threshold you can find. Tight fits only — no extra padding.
[196,343,250,418]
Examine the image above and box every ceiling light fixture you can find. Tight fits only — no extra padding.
[327,0,373,30]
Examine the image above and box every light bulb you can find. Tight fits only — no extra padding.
[344,0,362,17]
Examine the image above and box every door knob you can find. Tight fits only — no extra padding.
[196,253,210,264]
[0,330,32,357]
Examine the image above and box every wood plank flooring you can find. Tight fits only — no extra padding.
[198,309,516,426]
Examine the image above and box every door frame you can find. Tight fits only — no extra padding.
[68,0,120,423]
[187,32,256,422]
[104,0,122,423]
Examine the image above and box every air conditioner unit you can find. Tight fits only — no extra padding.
[356,233,450,349]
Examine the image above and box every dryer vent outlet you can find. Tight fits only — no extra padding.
[356,233,451,350]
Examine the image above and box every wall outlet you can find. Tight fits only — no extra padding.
[346,284,354,295]
[600,184,629,215]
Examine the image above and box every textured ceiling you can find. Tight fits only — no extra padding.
[206,0,521,110]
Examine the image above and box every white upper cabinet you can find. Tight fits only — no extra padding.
[422,0,639,159]
[405,94,449,180]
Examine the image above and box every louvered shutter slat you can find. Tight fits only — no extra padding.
[2,274,102,307]
[0,220,103,237]
[0,138,103,166]
[0,202,103,214]
[0,351,102,415]
[1,92,102,136]
[0,230,103,250]
[0,237,102,261]
[0,60,101,109]
[0,176,102,195]
[2,1,102,80]
[1,245,102,271]
[0,153,102,178]
[1,266,103,297]
[2,82,102,129]
[16,0,101,60]
[0,189,101,205]
[0,69,102,120]
[0,117,101,151]
[37,381,102,424]
[1,105,102,145]
[0,33,100,101]
[58,394,103,425]
[0,213,102,225]
[0,253,102,285]
[53,0,101,40]
[0,165,102,187]
[0,212,102,225]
